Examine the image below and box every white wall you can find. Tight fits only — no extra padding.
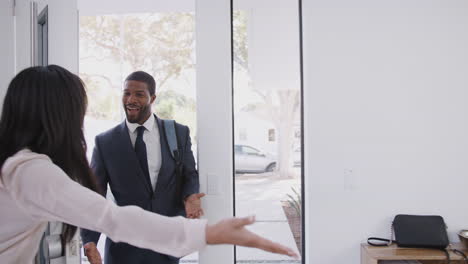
[0,0,15,112]
[303,0,468,263]
[2,0,78,78]
[47,0,78,73]
[0,0,78,115]
[15,0,33,72]
[78,0,194,15]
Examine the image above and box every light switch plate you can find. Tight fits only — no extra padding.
[207,173,220,195]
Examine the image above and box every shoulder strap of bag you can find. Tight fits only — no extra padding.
[163,119,180,161]
[441,249,451,264]
[452,249,467,264]
[367,237,394,246]
[368,222,396,246]
[163,119,185,206]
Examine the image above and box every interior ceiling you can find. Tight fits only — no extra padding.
[77,0,195,15]
[78,0,274,16]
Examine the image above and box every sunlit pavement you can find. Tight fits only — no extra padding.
[234,170,302,263]
[182,168,302,263]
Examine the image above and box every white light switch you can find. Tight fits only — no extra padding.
[344,168,355,190]
[207,173,220,195]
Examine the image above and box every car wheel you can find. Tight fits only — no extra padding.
[265,163,276,172]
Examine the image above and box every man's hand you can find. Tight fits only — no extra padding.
[83,242,102,264]
[184,193,205,219]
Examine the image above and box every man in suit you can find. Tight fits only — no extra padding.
[81,71,204,264]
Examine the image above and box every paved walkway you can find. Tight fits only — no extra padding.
[180,172,302,263]
[234,173,301,263]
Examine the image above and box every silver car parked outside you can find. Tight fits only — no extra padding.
[234,144,276,173]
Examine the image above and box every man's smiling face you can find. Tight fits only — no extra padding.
[122,80,156,125]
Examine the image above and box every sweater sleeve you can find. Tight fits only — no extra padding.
[2,156,207,258]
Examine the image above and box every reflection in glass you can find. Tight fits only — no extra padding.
[233,0,303,263]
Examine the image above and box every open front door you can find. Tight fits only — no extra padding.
[13,0,80,263]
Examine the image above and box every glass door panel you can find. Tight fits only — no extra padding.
[233,1,303,263]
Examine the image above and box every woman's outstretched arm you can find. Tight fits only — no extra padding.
[3,150,297,259]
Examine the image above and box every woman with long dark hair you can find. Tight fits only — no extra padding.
[0,65,297,263]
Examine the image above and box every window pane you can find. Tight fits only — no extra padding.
[233,0,303,263]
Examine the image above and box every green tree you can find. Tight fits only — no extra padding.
[81,13,195,87]
[80,13,197,136]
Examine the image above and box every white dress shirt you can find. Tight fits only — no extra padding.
[126,115,162,190]
[0,149,207,264]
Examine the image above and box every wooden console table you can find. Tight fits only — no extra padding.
[361,243,468,264]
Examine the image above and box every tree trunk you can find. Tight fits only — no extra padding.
[275,90,300,179]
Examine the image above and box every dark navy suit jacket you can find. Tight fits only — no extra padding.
[81,115,199,264]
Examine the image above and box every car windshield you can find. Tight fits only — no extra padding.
[243,146,260,154]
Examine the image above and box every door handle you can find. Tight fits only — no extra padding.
[43,234,62,259]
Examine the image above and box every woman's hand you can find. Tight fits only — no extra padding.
[205,215,299,259]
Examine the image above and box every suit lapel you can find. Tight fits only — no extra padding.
[117,121,153,194]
